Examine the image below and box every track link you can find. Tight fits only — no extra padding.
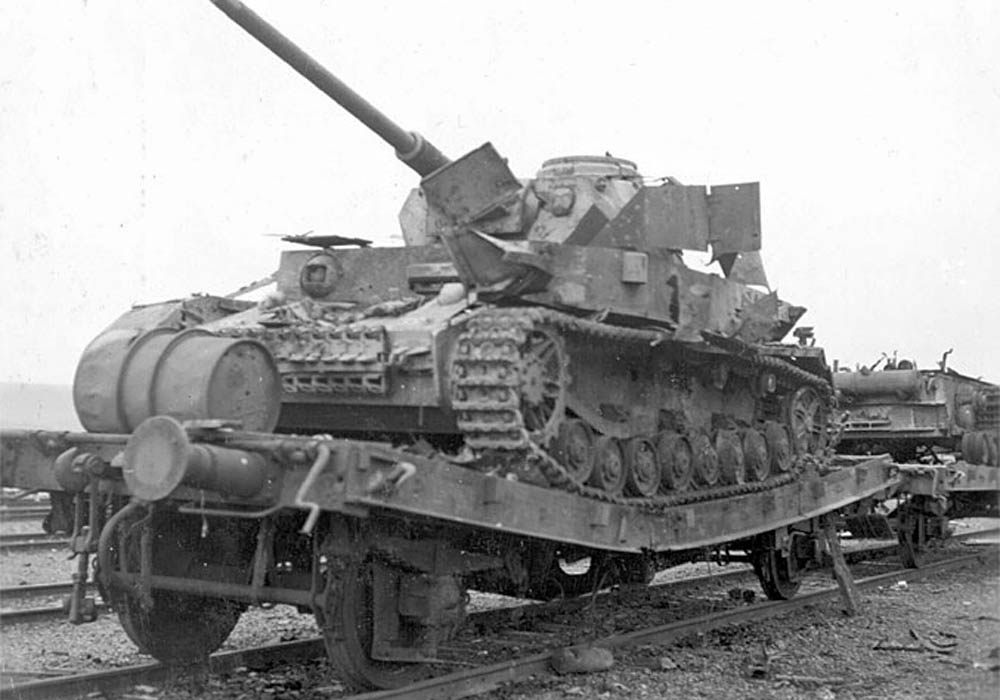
[449,306,833,510]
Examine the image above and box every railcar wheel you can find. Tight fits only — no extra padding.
[320,560,430,690]
[520,327,568,446]
[715,430,745,485]
[656,432,693,492]
[690,433,720,487]
[554,419,595,484]
[589,436,627,496]
[624,438,660,497]
[787,387,827,455]
[610,553,657,586]
[751,543,802,600]
[765,421,793,473]
[106,509,247,663]
[118,591,243,662]
[743,429,770,481]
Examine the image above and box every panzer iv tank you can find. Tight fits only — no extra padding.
[834,352,1000,465]
[73,0,834,505]
[13,2,860,689]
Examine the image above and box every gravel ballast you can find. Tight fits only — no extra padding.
[1,520,997,699]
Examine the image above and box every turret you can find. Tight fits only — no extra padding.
[208,1,764,282]
[209,0,793,336]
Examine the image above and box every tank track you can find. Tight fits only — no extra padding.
[450,306,831,510]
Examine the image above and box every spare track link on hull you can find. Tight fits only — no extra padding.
[450,306,830,511]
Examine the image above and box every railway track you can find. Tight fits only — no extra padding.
[1,529,995,628]
[0,581,103,625]
[0,581,76,601]
[0,533,68,553]
[0,505,49,522]
[3,541,995,700]
[363,550,995,700]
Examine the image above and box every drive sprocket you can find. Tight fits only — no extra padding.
[450,309,568,451]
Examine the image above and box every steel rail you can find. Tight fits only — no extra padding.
[349,550,997,700]
[0,563,761,697]
[0,581,75,601]
[0,496,51,507]
[2,531,991,629]
[0,530,992,629]
[0,534,69,553]
[4,539,996,698]
[0,602,109,625]
[0,583,83,625]
[0,506,50,521]
[0,639,325,699]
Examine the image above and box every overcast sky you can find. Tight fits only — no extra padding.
[1,0,998,388]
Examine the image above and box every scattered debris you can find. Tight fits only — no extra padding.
[550,645,614,674]
[726,588,757,603]
[973,646,1000,672]
[311,682,344,693]
[657,656,680,671]
[874,628,959,655]
[744,642,772,679]
[771,674,849,687]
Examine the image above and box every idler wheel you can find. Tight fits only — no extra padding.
[624,438,661,497]
[765,421,793,473]
[588,436,627,496]
[715,430,746,485]
[554,419,595,484]
[743,429,770,481]
[689,433,720,487]
[787,386,828,455]
[656,432,694,492]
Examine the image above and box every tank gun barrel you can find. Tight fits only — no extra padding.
[209,0,450,177]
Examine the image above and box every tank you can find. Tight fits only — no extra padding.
[834,353,1000,464]
[71,0,834,499]
[1,4,954,692]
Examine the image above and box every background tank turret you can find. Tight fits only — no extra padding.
[72,0,835,502]
[833,353,1000,464]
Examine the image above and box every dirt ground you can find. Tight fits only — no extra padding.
[2,528,997,700]
[488,556,1000,700]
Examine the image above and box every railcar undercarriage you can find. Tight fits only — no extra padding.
[5,422,970,690]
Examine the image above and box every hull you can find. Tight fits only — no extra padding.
[835,366,1000,464]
